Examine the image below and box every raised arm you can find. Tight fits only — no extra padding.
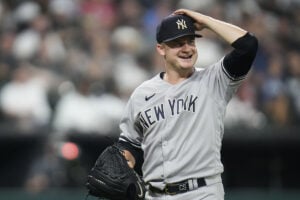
[174,9,258,79]
[174,9,247,44]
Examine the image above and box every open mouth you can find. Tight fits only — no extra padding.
[179,55,193,60]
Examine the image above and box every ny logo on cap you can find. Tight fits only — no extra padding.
[176,19,187,30]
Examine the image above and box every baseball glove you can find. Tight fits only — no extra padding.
[86,144,146,200]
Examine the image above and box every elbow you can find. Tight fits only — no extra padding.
[247,33,259,55]
[232,32,258,55]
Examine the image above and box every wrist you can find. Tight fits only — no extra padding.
[123,150,136,168]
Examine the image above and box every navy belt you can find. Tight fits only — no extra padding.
[149,178,206,195]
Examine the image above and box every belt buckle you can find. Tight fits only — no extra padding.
[164,186,176,195]
[164,182,188,195]
[178,182,188,192]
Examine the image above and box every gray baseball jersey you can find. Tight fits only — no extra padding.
[119,57,243,189]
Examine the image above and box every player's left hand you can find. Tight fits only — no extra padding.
[86,144,146,200]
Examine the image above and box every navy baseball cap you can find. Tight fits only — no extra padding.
[156,14,202,44]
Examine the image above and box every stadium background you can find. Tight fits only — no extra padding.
[0,0,299,199]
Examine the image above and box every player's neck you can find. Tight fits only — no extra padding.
[164,68,195,84]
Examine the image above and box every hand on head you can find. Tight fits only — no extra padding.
[173,9,208,31]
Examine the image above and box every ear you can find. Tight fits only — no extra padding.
[156,44,166,56]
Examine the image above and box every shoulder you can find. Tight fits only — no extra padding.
[194,67,206,73]
[193,63,214,77]
[130,73,161,100]
[135,74,160,91]
[199,57,225,73]
[191,58,228,82]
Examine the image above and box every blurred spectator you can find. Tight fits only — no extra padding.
[24,138,67,193]
[118,0,144,27]
[285,50,300,123]
[12,28,41,60]
[143,1,173,43]
[13,1,41,28]
[195,37,224,68]
[260,56,291,126]
[0,30,17,88]
[31,14,67,66]
[110,25,150,99]
[178,0,217,12]
[225,77,267,129]
[24,135,86,192]
[225,94,267,129]
[52,75,125,135]
[48,0,80,30]
[0,63,52,131]
[49,0,79,21]
[79,0,118,31]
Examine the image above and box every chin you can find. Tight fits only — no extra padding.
[178,59,196,68]
[179,63,195,69]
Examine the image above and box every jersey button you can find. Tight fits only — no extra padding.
[162,141,167,147]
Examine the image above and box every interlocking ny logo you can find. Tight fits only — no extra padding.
[179,183,187,191]
[176,19,187,30]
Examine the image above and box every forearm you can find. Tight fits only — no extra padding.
[201,16,247,44]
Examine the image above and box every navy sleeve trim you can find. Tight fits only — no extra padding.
[117,137,144,175]
[119,135,141,148]
[223,32,258,80]
[221,60,246,81]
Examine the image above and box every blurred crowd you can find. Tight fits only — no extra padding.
[0,0,299,136]
[0,0,299,192]
[0,0,299,132]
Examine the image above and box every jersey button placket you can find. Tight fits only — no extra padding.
[161,140,168,181]
[162,141,168,147]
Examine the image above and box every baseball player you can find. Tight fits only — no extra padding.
[117,8,258,200]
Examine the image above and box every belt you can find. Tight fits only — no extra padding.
[149,177,206,195]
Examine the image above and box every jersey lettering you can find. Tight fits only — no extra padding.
[145,108,155,126]
[154,104,165,121]
[139,113,149,129]
[188,95,198,112]
[168,99,176,116]
[138,95,198,131]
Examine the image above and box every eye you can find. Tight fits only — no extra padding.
[165,41,182,48]
[173,42,183,48]
[187,39,195,46]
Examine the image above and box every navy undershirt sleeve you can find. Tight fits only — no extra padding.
[223,32,258,80]
[117,140,144,175]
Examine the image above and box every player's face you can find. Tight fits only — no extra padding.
[157,36,198,71]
